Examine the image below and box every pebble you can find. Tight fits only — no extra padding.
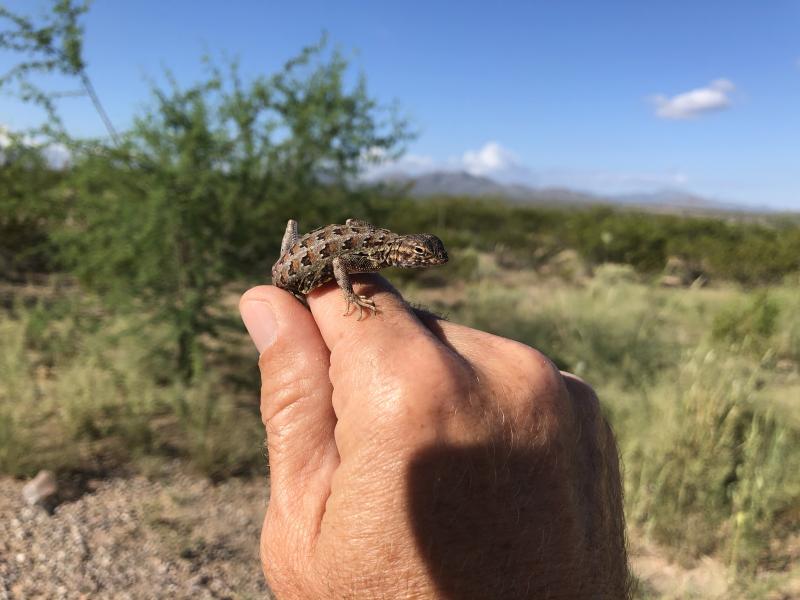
[21,470,58,508]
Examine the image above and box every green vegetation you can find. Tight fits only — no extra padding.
[2,2,410,381]
[58,46,407,380]
[0,295,264,479]
[0,134,64,277]
[377,196,800,285]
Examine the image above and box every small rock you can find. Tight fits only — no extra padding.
[188,573,211,590]
[660,274,684,288]
[22,470,58,509]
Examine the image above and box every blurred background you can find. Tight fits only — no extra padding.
[1,1,798,598]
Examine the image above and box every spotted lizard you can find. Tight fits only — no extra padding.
[271,219,448,319]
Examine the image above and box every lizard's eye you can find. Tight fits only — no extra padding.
[413,247,425,254]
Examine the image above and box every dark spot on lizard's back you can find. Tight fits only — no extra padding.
[315,230,329,242]
[342,237,356,251]
[319,242,337,259]
[332,227,343,236]
[326,238,343,255]
[300,253,313,267]
[321,263,333,281]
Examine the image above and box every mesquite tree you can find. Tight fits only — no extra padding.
[2,1,410,380]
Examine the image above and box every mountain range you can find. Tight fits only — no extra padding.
[376,170,759,214]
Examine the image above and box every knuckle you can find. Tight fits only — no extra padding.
[259,347,328,424]
[396,339,466,389]
[505,341,564,393]
[563,373,603,425]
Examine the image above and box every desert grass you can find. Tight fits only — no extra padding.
[0,296,263,479]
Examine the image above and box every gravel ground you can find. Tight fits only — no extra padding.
[2,464,797,599]
[0,464,272,599]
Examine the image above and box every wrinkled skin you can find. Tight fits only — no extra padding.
[240,276,631,599]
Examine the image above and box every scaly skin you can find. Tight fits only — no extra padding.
[271,218,448,319]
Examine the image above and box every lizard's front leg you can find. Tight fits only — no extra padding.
[332,256,378,320]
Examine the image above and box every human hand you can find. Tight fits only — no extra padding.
[240,277,630,599]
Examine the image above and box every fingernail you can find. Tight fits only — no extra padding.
[241,300,278,354]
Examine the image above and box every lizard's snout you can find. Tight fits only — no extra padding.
[427,235,448,264]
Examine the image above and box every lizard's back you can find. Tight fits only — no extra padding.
[271,222,397,295]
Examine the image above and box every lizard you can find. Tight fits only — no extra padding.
[271,218,448,319]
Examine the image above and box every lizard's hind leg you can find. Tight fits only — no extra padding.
[280,220,300,255]
[332,256,378,320]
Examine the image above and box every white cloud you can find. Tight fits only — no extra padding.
[366,141,527,181]
[460,142,519,176]
[43,142,70,168]
[650,79,735,120]
[363,152,437,179]
[398,153,437,171]
[0,125,11,148]
[0,123,70,167]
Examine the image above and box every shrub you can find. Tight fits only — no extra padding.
[712,292,779,355]
[622,348,800,568]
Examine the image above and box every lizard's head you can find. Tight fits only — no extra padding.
[392,234,449,268]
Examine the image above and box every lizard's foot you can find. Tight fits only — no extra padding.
[343,294,378,320]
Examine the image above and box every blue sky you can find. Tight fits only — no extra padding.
[1,1,799,209]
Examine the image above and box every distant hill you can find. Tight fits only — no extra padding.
[377,170,760,214]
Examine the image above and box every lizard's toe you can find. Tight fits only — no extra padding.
[356,295,378,320]
[343,294,378,319]
[342,298,354,317]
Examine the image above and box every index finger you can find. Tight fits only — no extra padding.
[307,274,441,363]
[307,275,471,458]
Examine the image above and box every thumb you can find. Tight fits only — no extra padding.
[240,286,338,532]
